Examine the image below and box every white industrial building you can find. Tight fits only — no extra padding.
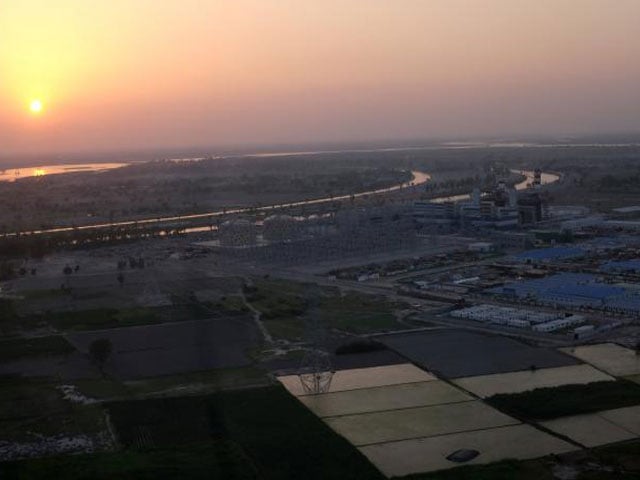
[531,315,585,333]
[451,304,559,326]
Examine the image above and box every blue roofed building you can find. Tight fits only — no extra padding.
[512,246,585,263]
[601,259,640,274]
[489,272,640,313]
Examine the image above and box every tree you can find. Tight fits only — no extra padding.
[62,265,74,291]
[0,261,15,280]
[89,338,112,373]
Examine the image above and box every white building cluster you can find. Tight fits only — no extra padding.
[451,304,586,333]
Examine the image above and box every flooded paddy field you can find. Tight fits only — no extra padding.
[381,329,579,378]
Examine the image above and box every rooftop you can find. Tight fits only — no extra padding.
[612,206,640,214]
[513,247,585,262]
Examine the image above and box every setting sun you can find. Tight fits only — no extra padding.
[29,99,43,114]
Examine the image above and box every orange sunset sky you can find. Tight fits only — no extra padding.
[1,0,639,155]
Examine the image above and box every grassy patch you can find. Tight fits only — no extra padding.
[593,440,640,473]
[243,280,311,341]
[210,295,250,315]
[247,290,308,320]
[335,339,387,355]
[262,316,306,341]
[4,415,640,480]
[114,307,163,327]
[26,304,217,331]
[0,441,259,480]
[67,368,269,402]
[319,292,404,333]
[73,367,268,401]
[104,386,383,479]
[400,459,554,480]
[20,289,69,300]
[0,376,105,442]
[124,367,269,397]
[212,387,383,479]
[486,380,640,420]
[245,279,404,340]
[34,308,122,331]
[73,378,132,400]
[0,335,75,362]
[400,440,640,480]
[0,298,26,334]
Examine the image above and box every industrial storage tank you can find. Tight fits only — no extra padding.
[263,214,302,242]
[304,214,332,236]
[218,219,257,246]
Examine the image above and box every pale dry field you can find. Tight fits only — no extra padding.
[278,362,585,477]
[278,363,435,397]
[299,380,472,418]
[628,374,640,385]
[600,405,640,435]
[324,401,519,446]
[542,405,640,447]
[560,343,640,377]
[542,413,637,447]
[453,364,614,398]
[359,424,576,477]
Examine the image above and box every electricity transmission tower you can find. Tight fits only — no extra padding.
[298,295,334,394]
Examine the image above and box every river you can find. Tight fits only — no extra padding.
[0,170,430,237]
[430,170,560,204]
[0,163,127,182]
[0,169,558,238]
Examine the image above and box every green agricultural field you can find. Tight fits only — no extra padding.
[24,308,144,331]
[72,377,132,400]
[22,303,220,332]
[399,459,554,480]
[208,295,250,314]
[319,292,404,333]
[20,289,69,300]
[0,442,259,480]
[0,376,106,443]
[400,440,640,480]
[245,280,310,320]
[486,380,640,420]
[123,366,270,397]
[1,386,384,479]
[0,335,75,362]
[245,278,405,340]
[0,299,37,334]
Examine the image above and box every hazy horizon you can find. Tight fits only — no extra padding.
[2,0,640,155]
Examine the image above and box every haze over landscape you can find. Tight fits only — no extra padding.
[4,2,640,479]
[2,0,640,155]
